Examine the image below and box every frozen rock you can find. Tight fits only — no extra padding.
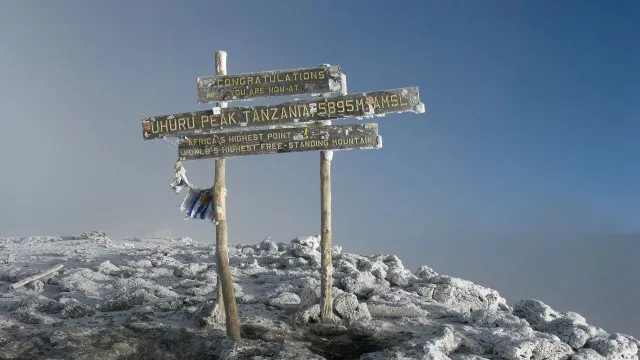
[415,265,438,279]
[513,299,561,326]
[295,276,321,307]
[58,298,96,319]
[471,309,532,334]
[26,280,44,291]
[0,315,21,329]
[334,258,359,275]
[333,293,371,324]
[423,325,461,359]
[383,254,405,271]
[97,288,154,312]
[340,271,390,299]
[386,269,415,287]
[415,284,437,298]
[491,331,573,360]
[291,236,320,264]
[58,268,113,297]
[428,275,507,314]
[367,297,425,318]
[295,304,321,325]
[126,259,153,268]
[258,238,279,253]
[241,246,255,256]
[269,292,301,309]
[174,263,210,278]
[179,279,204,288]
[586,333,639,359]
[96,260,121,275]
[535,317,598,349]
[571,348,606,360]
[14,309,59,325]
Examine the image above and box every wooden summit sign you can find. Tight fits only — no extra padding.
[196,65,346,103]
[142,87,422,140]
[178,123,380,160]
[141,50,426,341]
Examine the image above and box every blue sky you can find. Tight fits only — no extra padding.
[1,0,638,336]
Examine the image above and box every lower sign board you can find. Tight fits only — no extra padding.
[178,123,381,160]
[143,87,422,140]
[197,65,346,103]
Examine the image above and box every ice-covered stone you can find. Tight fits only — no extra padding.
[96,260,120,275]
[386,269,415,287]
[427,275,507,314]
[58,298,95,319]
[340,271,390,299]
[174,263,210,278]
[269,292,301,309]
[571,348,606,360]
[295,304,321,324]
[291,236,320,264]
[586,333,639,359]
[415,265,438,279]
[333,293,371,324]
[513,299,561,326]
[535,317,598,349]
[471,309,532,333]
[258,238,279,253]
[491,331,573,360]
[367,297,424,318]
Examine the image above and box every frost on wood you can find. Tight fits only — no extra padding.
[0,233,637,360]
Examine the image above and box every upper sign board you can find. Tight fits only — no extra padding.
[142,87,423,140]
[196,65,346,103]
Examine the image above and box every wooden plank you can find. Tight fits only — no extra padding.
[196,65,346,103]
[142,87,422,140]
[178,123,381,160]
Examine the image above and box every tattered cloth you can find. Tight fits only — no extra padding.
[171,160,215,220]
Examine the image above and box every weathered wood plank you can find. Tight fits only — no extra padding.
[142,87,422,140]
[178,123,381,160]
[196,65,346,103]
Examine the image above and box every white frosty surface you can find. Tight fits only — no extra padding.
[0,231,638,359]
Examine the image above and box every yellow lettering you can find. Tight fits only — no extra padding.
[270,107,279,120]
[159,121,168,133]
[355,98,364,112]
[288,106,298,118]
[317,70,325,79]
[381,95,390,109]
[302,105,311,117]
[400,94,408,106]
[318,102,327,116]
[177,118,186,131]
[260,108,270,121]
[327,101,336,114]
[390,94,399,107]
[346,99,354,112]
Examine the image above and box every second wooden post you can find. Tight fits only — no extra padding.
[213,50,241,340]
[320,148,333,321]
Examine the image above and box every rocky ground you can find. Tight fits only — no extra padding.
[0,232,638,359]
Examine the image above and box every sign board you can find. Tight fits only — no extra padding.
[196,65,346,103]
[178,123,381,160]
[143,87,422,140]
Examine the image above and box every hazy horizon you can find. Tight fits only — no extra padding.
[1,0,638,337]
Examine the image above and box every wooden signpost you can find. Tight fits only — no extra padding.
[141,50,425,341]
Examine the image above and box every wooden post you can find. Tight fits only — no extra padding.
[213,50,241,340]
[320,146,333,321]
